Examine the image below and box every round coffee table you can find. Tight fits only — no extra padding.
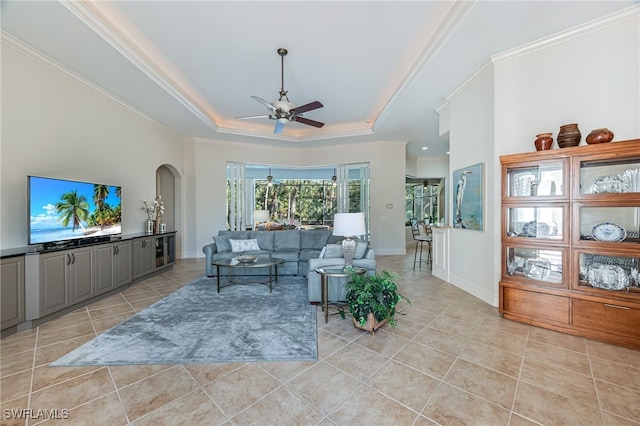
[212,256,285,293]
[315,266,367,323]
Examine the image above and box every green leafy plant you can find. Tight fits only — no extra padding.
[345,270,410,329]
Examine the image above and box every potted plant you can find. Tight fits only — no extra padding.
[345,269,410,334]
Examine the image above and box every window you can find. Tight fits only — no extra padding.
[227,164,370,233]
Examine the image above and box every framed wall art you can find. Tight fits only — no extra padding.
[453,162,484,231]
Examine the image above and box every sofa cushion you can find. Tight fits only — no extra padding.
[271,249,300,262]
[252,231,275,251]
[230,238,260,252]
[322,244,343,258]
[354,241,368,259]
[213,235,231,253]
[274,229,300,250]
[300,229,331,249]
[219,230,251,240]
[299,248,322,262]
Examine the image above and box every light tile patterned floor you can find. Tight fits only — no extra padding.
[2,250,640,425]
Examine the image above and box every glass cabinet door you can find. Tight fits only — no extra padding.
[576,205,640,245]
[504,245,566,287]
[577,155,640,196]
[505,205,567,242]
[506,160,565,198]
[576,251,639,296]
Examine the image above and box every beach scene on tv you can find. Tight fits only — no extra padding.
[29,177,122,244]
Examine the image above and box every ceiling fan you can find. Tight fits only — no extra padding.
[236,48,324,134]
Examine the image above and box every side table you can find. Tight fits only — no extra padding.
[315,266,367,323]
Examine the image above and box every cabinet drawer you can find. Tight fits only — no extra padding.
[572,299,640,339]
[501,286,570,324]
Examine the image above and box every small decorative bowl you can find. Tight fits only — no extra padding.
[235,255,257,263]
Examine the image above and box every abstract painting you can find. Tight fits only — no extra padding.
[453,163,484,231]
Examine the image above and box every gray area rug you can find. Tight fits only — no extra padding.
[51,276,317,366]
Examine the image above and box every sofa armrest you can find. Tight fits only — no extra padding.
[364,248,375,259]
[203,243,217,277]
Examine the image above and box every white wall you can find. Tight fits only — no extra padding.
[0,41,184,250]
[494,11,640,155]
[416,157,449,180]
[187,139,408,258]
[447,66,497,305]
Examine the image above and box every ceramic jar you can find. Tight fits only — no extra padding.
[557,123,581,148]
[586,128,614,144]
[534,133,553,151]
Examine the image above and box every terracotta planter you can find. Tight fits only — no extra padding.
[534,133,553,151]
[353,313,388,334]
[557,123,581,148]
[586,128,614,144]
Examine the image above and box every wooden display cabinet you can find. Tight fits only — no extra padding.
[499,138,640,350]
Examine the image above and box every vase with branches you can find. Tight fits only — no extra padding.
[142,196,164,233]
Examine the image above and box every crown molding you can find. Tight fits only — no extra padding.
[1,31,181,140]
[60,0,219,134]
[373,0,475,132]
[442,4,639,104]
[491,4,639,64]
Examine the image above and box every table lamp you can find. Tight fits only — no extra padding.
[332,212,366,267]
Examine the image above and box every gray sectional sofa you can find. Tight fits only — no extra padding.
[202,229,376,302]
[203,229,337,277]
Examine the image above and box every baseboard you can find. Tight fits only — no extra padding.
[375,248,406,255]
[448,273,497,307]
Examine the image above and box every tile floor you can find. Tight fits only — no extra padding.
[1,250,640,425]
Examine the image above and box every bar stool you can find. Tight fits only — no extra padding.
[411,219,432,269]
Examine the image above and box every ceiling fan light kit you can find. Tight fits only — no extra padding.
[236,48,324,134]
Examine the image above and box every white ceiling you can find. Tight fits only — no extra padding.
[1,1,635,158]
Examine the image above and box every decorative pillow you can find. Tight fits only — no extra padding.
[319,246,327,258]
[322,244,343,258]
[230,238,260,252]
[213,235,231,253]
[353,241,368,259]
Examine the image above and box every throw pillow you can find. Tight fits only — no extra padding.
[213,235,231,253]
[354,241,368,259]
[319,246,327,258]
[230,238,260,252]
[322,243,343,258]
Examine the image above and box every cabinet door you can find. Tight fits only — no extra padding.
[503,244,567,289]
[132,238,154,279]
[1,256,25,329]
[40,251,68,315]
[95,245,115,294]
[68,248,95,305]
[114,241,132,287]
[166,234,175,265]
[155,237,166,268]
[573,248,639,301]
[502,159,567,200]
[574,151,640,200]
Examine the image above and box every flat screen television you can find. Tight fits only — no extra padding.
[28,175,122,246]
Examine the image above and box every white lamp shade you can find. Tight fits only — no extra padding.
[332,212,366,237]
[254,210,270,222]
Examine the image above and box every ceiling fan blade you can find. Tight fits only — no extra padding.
[235,115,271,120]
[251,96,277,112]
[290,101,323,115]
[274,120,285,134]
[292,116,324,128]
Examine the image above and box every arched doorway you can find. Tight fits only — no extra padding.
[156,164,181,256]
